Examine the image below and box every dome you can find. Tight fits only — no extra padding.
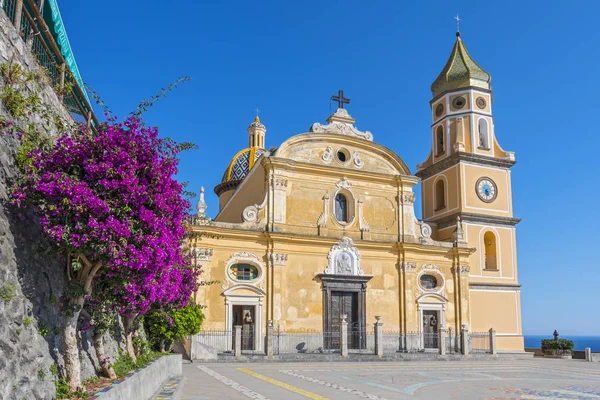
[430,35,491,98]
[214,147,266,196]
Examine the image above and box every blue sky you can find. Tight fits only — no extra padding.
[59,0,598,335]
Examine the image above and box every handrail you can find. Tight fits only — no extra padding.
[2,0,99,131]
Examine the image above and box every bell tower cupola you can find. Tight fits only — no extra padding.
[248,115,266,148]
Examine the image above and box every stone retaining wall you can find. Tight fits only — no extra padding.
[92,355,182,400]
[0,8,123,400]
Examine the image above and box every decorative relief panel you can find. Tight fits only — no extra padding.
[270,252,288,266]
[399,193,416,205]
[272,177,288,191]
[353,151,364,168]
[336,177,352,190]
[192,247,214,262]
[456,265,470,276]
[322,146,333,163]
[401,261,417,273]
[324,237,364,276]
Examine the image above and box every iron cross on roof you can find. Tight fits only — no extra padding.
[331,89,350,109]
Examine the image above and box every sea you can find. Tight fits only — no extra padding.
[524,335,600,351]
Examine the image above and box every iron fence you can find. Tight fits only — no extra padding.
[381,331,402,352]
[348,325,375,354]
[192,329,231,353]
[444,329,461,354]
[470,332,491,353]
[273,328,340,355]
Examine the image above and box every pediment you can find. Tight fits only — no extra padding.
[222,284,266,297]
[273,133,411,176]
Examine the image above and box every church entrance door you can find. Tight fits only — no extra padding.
[330,291,358,349]
[320,274,371,351]
[422,310,439,349]
[231,304,255,351]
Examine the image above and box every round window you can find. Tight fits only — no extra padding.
[452,96,466,109]
[336,148,349,163]
[230,263,258,281]
[420,274,438,290]
[435,103,444,117]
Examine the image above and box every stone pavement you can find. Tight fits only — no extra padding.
[181,359,600,399]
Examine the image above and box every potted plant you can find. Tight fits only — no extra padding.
[541,338,574,359]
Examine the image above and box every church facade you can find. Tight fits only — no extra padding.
[190,34,523,352]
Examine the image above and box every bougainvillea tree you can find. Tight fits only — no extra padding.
[11,116,198,390]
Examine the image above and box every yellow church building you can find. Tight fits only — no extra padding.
[190,33,523,353]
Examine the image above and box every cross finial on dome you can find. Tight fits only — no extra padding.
[454,14,461,37]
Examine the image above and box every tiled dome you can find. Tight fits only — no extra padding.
[214,147,266,196]
[222,147,266,182]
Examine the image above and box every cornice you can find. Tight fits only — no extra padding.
[434,212,521,229]
[429,86,492,105]
[469,282,521,291]
[214,179,242,196]
[265,156,413,186]
[416,152,516,180]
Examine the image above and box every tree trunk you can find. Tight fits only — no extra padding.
[125,330,137,364]
[160,339,165,353]
[63,302,83,391]
[123,314,139,363]
[93,330,116,379]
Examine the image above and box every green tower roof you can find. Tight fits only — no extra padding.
[430,35,491,98]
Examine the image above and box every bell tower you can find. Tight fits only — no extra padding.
[416,31,524,350]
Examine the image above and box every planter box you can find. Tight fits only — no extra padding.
[91,354,182,400]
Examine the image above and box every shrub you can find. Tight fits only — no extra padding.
[145,300,204,351]
[0,284,16,304]
[541,338,574,355]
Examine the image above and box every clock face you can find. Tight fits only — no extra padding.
[476,177,497,202]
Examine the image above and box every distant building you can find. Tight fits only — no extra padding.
[190,33,523,353]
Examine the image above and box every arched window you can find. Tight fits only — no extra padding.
[436,126,444,156]
[230,263,259,280]
[435,179,446,210]
[335,193,348,222]
[483,232,497,270]
[478,118,489,149]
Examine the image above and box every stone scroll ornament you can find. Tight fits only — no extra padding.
[310,109,374,141]
[324,237,364,276]
[242,195,267,222]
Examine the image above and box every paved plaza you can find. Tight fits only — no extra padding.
[180,359,600,399]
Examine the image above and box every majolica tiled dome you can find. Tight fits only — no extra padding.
[431,35,491,98]
[214,147,266,195]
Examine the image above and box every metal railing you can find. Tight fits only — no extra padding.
[470,332,491,353]
[444,329,461,354]
[273,328,340,355]
[1,0,98,130]
[192,328,231,352]
[348,325,375,354]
